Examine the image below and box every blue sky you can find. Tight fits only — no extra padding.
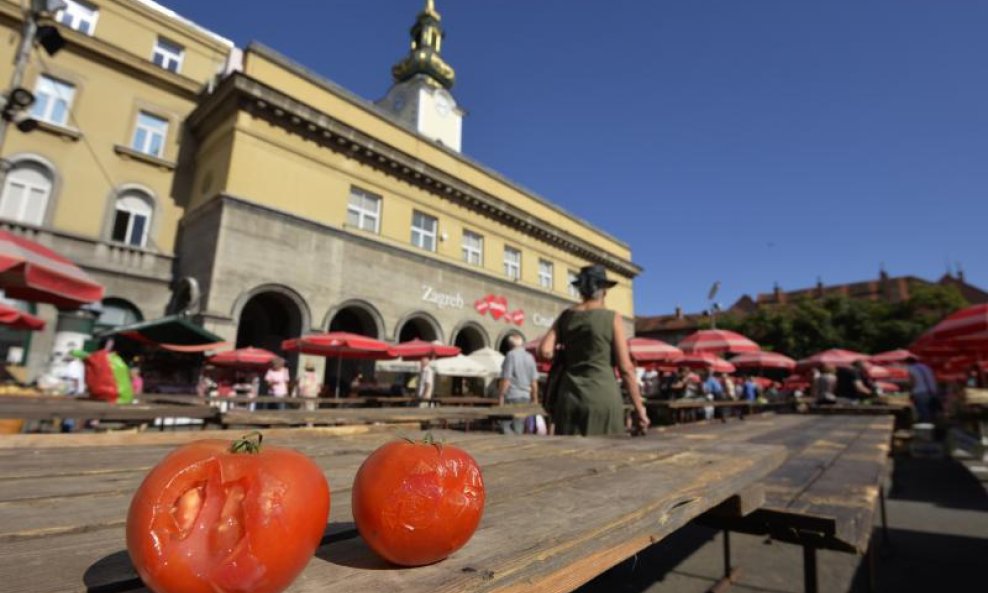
[164,0,988,315]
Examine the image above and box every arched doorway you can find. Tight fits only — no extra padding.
[236,291,304,389]
[395,313,441,343]
[325,303,383,395]
[452,322,487,355]
[497,330,525,355]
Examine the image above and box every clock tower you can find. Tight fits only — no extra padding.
[379,0,463,152]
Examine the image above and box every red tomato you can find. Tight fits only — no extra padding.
[126,434,330,593]
[352,438,485,566]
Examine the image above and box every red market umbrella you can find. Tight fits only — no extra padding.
[729,351,796,371]
[627,337,684,364]
[678,329,760,355]
[0,230,103,308]
[869,349,916,365]
[390,339,460,360]
[929,304,988,341]
[678,352,736,373]
[282,332,394,397]
[797,348,868,370]
[863,363,891,380]
[209,347,279,368]
[0,302,44,330]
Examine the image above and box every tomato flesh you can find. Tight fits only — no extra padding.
[127,440,330,593]
[352,440,485,566]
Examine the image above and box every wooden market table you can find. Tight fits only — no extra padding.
[0,426,786,593]
[220,403,546,429]
[654,414,895,593]
[0,395,219,427]
[645,398,792,424]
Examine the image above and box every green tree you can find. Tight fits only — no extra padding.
[715,283,968,359]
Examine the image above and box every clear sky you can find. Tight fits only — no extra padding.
[163,0,988,316]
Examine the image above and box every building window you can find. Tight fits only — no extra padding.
[56,0,98,36]
[411,211,437,251]
[31,75,75,126]
[110,191,153,247]
[152,37,184,73]
[504,246,521,281]
[346,187,381,233]
[0,160,53,226]
[131,112,168,158]
[462,230,483,266]
[538,259,554,289]
[568,269,580,297]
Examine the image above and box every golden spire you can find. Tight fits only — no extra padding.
[391,0,455,89]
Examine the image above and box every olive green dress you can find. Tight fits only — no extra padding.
[551,308,625,436]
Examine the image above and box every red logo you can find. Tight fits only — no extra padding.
[475,294,524,326]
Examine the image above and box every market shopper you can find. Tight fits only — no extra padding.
[264,357,290,409]
[417,354,436,407]
[538,264,649,436]
[497,334,539,434]
[906,355,940,423]
[296,361,321,412]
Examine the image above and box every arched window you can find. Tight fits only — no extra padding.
[95,297,143,333]
[0,160,54,225]
[110,190,153,247]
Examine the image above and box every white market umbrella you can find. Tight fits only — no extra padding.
[467,347,505,377]
[431,354,489,378]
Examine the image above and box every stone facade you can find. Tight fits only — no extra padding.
[181,196,633,360]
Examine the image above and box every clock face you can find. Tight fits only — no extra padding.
[434,93,452,118]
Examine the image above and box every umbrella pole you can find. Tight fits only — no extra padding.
[335,356,342,399]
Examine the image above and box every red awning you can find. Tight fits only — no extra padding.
[730,351,796,370]
[389,339,460,360]
[797,348,868,370]
[282,332,394,359]
[0,302,45,331]
[678,329,760,355]
[209,347,279,367]
[0,230,103,308]
[627,337,684,364]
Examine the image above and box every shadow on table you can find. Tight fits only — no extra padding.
[83,548,142,593]
[889,455,988,512]
[315,521,400,571]
[574,523,718,593]
[850,527,988,593]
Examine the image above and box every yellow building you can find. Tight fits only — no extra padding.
[0,0,641,388]
[0,0,232,379]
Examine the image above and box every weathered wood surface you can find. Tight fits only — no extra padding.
[143,394,415,408]
[646,399,791,411]
[657,414,894,553]
[0,428,785,593]
[222,404,546,426]
[0,395,219,422]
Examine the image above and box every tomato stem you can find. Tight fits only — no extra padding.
[231,431,263,454]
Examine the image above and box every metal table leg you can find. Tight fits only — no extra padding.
[803,545,818,593]
[709,530,741,593]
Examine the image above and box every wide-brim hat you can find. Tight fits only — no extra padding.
[572,264,618,289]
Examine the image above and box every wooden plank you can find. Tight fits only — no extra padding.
[704,484,766,519]
[0,430,785,593]
[682,414,894,553]
[221,404,546,426]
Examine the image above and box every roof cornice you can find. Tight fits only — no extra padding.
[188,73,642,279]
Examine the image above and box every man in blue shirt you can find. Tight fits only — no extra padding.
[498,335,539,434]
[701,369,723,420]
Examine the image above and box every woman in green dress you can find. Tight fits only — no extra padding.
[538,265,650,436]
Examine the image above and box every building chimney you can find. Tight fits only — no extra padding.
[816,276,824,297]
[773,282,784,304]
[957,263,965,283]
[879,263,889,283]
[674,306,683,319]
